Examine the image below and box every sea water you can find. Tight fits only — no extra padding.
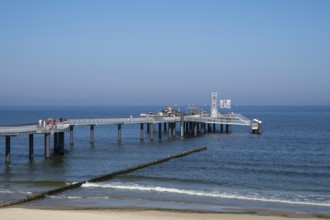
[0,105,330,215]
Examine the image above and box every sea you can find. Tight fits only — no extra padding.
[0,105,330,215]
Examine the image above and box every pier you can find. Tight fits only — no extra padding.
[0,93,262,165]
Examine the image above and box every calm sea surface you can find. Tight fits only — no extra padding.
[0,105,330,215]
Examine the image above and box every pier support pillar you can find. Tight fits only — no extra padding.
[118,124,122,143]
[201,123,205,134]
[90,125,95,144]
[194,123,198,136]
[213,124,216,132]
[59,132,65,155]
[168,123,172,138]
[5,136,11,166]
[158,123,162,139]
[207,124,212,133]
[29,134,34,160]
[44,133,50,159]
[70,125,74,145]
[164,123,167,132]
[185,122,189,134]
[180,113,184,137]
[140,123,144,140]
[172,122,176,137]
[149,123,154,141]
[180,122,184,137]
[226,124,231,133]
[54,133,59,153]
[220,124,224,132]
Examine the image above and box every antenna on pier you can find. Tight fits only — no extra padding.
[211,92,218,117]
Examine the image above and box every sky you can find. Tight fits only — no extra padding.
[0,0,329,106]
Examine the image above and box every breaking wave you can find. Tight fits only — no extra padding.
[81,182,330,207]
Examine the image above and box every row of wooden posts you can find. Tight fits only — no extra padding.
[75,122,232,145]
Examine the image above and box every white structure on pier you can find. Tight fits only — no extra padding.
[211,92,218,118]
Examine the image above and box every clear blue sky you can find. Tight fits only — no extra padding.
[1,0,329,105]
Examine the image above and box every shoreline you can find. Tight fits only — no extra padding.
[0,206,327,220]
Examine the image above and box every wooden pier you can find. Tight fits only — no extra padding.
[0,112,261,165]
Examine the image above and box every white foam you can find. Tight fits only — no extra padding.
[0,189,15,194]
[82,182,330,207]
[0,189,32,195]
[46,195,83,199]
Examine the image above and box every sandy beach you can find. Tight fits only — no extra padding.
[0,207,325,220]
